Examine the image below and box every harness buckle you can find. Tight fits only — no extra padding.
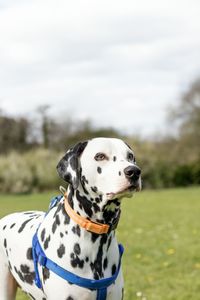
[85,222,109,234]
[38,255,47,266]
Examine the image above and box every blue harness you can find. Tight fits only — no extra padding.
[32,196,124,300]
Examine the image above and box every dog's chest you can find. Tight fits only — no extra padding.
[0,202,124,300]
[37,202,120,281]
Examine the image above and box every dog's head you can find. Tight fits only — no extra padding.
[57,137,141,200]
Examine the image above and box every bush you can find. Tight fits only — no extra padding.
[173,165,194,187]
[192,162,200,184]
[0,149,61,193]
[0,152,33,193]
[140,161,200,189]
[142,162,174,189]
[24,149,61,191]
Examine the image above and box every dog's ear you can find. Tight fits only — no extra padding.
[57,141,88,189]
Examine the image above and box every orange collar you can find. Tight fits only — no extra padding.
[63,193,110,234]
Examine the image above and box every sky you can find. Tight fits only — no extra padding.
[0,0,200,137]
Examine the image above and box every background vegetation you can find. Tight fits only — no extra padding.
[0,77,200,192]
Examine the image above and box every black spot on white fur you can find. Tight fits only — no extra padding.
[26,248,33,260]
[70,244,84,269]
[20,264,29,273]
[72,225,81,237]
[41,228,46,242]
[14,265,35,285]
[112,264,117,275]
[43,235,51,250]
[74,243,81,255]
[42,267,50,283]
[76,190,93,218]
[61,203,71,224]
[70,254,84,269]
[92,202,100,213]
[103,258,108,270]
[18,219,33,233]
[91,233,99,243]
[97,167,102,174]
[91,186,98,193]
[57,244,65,258]
[52,215,60,234]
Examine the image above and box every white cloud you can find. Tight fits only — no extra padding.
[0,0,200,136]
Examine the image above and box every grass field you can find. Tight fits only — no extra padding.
[0,187,200,300]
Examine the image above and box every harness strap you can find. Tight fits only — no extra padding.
[32,233,124,291]
[97,288,107,300]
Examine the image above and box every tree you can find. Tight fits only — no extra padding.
[37,105,51,149]
[169,77,200,163]
[0,115,30,153]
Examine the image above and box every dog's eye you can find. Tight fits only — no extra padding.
[127,152,135,162]
[94,153,106,161]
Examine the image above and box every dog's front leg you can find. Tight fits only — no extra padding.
[0,258,18,300]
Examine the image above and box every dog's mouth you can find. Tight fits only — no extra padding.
[106,183,140,200]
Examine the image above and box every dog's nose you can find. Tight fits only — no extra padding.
[124,165,141,180]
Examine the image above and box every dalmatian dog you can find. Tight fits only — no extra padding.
[0,137,141,300]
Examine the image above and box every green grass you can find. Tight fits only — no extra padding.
[0,187,200,300]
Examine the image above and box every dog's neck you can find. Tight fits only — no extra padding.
[67,185,121,228]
